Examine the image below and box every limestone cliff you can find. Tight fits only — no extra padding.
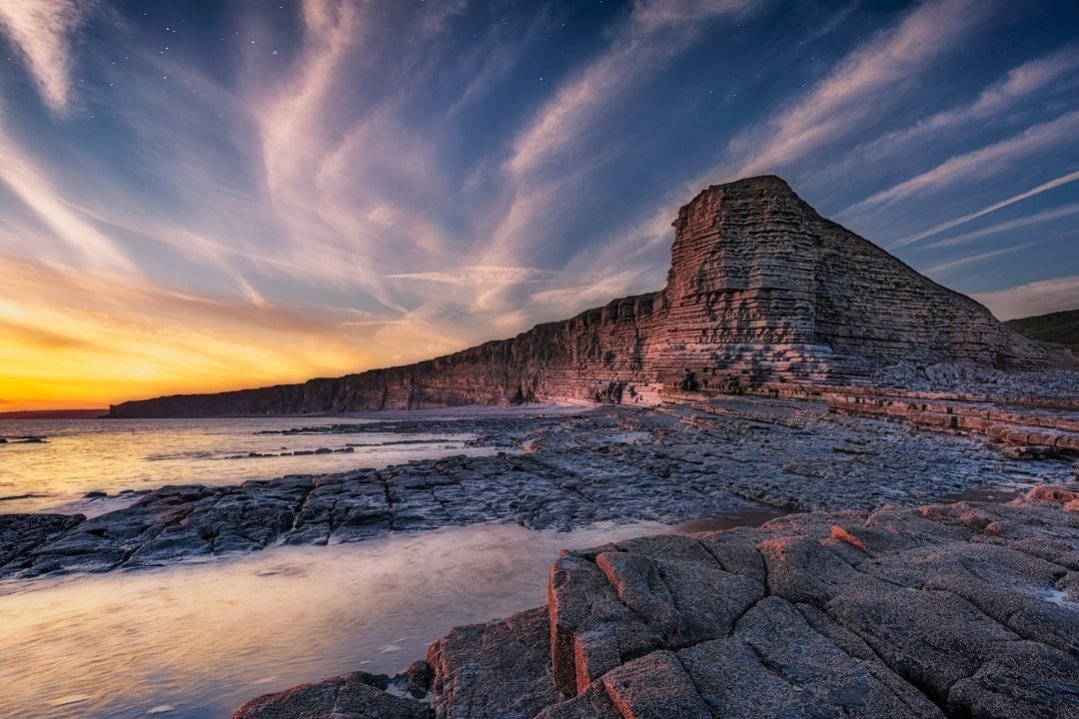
[108,176,1071,417]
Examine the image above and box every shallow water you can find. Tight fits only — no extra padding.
[0,417,490,514]
[0,520,673,719]
[0,406,782,719]
[677,507,788,533]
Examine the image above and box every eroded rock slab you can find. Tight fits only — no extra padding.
[427,607,560,719]
[409,487,1079,719]
[0,513,84,570]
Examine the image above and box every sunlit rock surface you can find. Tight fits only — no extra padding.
[108,176,1073,418]
[235,487,1079,719]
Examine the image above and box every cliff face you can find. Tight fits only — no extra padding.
[108,176,1070,417]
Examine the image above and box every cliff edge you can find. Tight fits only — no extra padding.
[109,176,1071,417]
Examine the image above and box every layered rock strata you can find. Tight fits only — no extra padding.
[824,390,1079,458]
[234,487,1079,719]
[108,176,1071,418]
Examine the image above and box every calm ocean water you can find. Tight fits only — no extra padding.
[0,410,673,719]
[0,520,673,719]
[0,417,489,516]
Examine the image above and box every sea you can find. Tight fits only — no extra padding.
[0,416,496,516]
[0,412,677,719]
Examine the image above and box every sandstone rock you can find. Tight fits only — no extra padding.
[427,607,558,719]
[230,671,430,719]
[598,651,711,719]
[678,597,945,718]
[431,489,1079,719]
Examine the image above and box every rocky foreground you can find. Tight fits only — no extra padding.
[2,398,1076,580]
[234,486,1079,719]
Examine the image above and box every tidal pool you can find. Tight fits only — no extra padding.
[0,520,677,719]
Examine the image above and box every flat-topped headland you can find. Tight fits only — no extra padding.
[107,176,1074,419]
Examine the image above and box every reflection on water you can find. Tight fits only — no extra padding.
[676,507,789,533]
[0,418,490,515]
[0,520,674,719]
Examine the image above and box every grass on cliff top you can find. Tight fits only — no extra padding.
[1005,308,1079,354]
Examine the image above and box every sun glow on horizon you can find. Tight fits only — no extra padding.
[0,256,473,412]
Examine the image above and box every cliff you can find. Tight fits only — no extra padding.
[108,176,1071,418]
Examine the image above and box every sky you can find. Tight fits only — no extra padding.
[0,0,1077,410]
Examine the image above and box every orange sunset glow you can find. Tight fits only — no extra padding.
[0,252,474,411]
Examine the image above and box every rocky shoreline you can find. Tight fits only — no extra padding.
[220,392,1079,719]
[4,394,1078,719]
[2,398,1076,581]
[233,485,1079,719]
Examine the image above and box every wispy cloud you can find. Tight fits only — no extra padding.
[483,0,760,300]
[729,0,993,176]
[242,0,481,311]
[386,265,554,286]
[0,121,134,273]
[884,46,1079,147]
[260,0,363,195]
[0,0,95,115]
[891,169,1079,246]
[845,110,1079,215]
[810,46,1079,189]
[0,316,91,350]
[921,242,1035,277]
[529,269,647,315]
[801,2,859,45]
[507,0,759,179]
[972,274,1079,320]
[527,201,675,307]
[0,3,137,275]
[926,201,1079,249]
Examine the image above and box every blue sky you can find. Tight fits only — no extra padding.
[0,0,1077,407]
